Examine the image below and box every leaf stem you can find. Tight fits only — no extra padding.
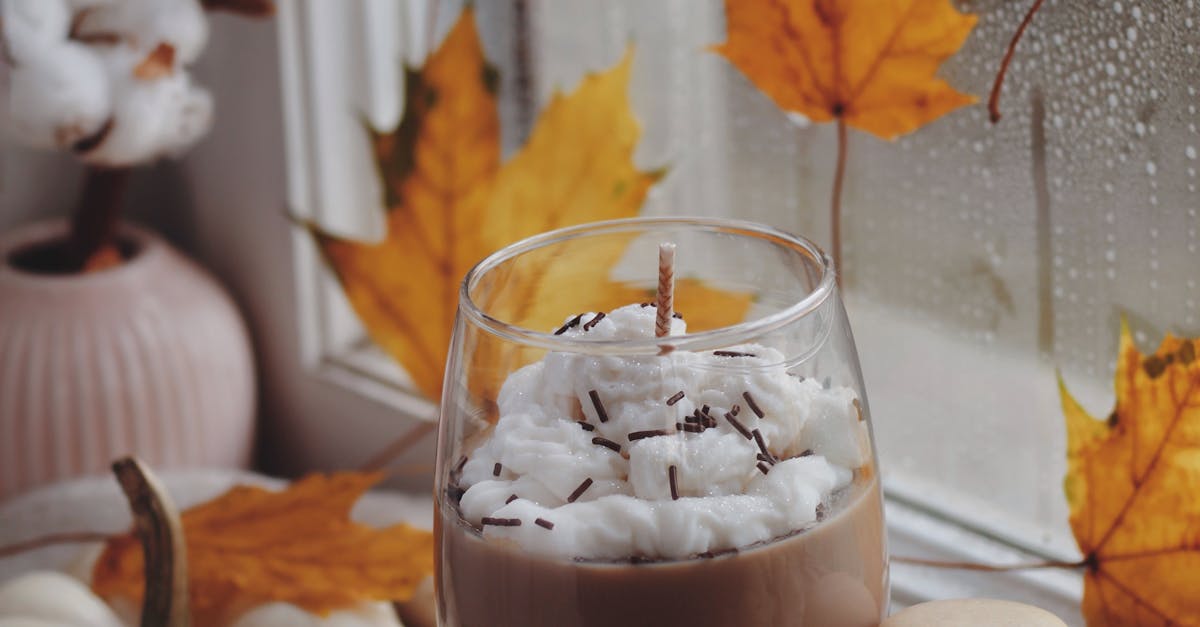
[891,554,1086,572]
[831,117,848,287]
[360,421,438,473]
[988,0,1046,124]
[0,531,117,561]
[112,456,190,627]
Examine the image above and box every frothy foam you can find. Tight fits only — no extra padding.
[457,304,868,560]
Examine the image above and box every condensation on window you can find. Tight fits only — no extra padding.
[467,0,1200,554]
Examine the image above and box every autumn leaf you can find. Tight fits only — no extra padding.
[714,0,976,139]
[1060,322,1200,626]
[312,8,750,405]
[713,0,977,274]
[92,472,434,625]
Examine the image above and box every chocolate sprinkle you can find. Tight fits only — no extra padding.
[453,456,468,474]
[535,518,555,530]
[681,423,704,433]
[628,429,668,442]
[672,312,684,319]
[666,391,685,406]
[730,404,741,417]
[505,494,519,504]
[752,429,773,462]
[493,462,502,477]
[592,436,622,453]
[583,311,607,331]
[756,461,771,475]
[567,478,593,503]
[481,517,522,527]
[742,391,765,418]
[588,390,609,423]
[578,421,596,432]
[701,404,710,415]
[668,465,679,500]
[757,453,775,464]
[799,449,814,457]
[713,350,756,358]
[724,412,753,440]
[553,313,584,335]
[684,414,702,424]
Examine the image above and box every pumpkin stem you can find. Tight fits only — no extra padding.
[111,457,190,627]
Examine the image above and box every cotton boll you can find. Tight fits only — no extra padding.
[72,0,209,63]
[80,46,212,166]
[5,41,111,150]
[1,0,71,64]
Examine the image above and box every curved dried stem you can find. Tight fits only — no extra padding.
[989,0,1046,124]
[892,554,1086,572]
[112,456,190,627]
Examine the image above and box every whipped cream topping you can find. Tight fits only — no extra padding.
[456,303,869,560]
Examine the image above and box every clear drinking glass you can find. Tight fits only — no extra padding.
[435,217,888,627]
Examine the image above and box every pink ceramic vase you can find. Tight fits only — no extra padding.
[0,220,256,501]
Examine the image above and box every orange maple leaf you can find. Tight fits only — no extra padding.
[312,9,750,402]
[1060,323,1200,626]
[714,0,976,139]
[713,0,977,273]
[92,472,434,625]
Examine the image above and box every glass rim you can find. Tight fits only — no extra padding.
[460,216,836,355]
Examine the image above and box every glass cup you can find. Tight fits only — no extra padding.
[435,217,888,627]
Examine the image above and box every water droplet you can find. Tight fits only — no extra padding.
[1146,161,1158,175]
[1187,146,1197,160]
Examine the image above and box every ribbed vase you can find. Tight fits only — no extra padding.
[0,220,256,501]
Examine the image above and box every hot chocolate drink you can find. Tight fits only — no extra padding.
[436,303,887,626]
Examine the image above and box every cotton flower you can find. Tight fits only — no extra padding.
[1,0,216,165]
[6,40,111,150]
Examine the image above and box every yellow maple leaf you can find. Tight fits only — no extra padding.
[1060,322,1200,626]
[92,472,434,625]
[713,0,977,140]
[314,10,499,400]
[313,9,752,404]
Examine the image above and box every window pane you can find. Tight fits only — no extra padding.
[451,0,1199,555]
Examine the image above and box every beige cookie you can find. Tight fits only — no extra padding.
[882,599,1068,627]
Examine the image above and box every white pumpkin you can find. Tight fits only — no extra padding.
[230,602,402,627]
[0,570,402,627]
[0,571,125,627]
